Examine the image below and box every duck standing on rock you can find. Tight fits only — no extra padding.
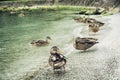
[31,36,52,46]
[73,37,98,51]
[49,46,67,72]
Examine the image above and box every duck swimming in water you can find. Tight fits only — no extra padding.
[31,36,52,46]
[49,46,67,72]
[73,37,98,51]
[74,17,86,23]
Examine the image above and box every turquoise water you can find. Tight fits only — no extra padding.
[0,11,81,80]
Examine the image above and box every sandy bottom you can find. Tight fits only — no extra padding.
[20,14,120,80]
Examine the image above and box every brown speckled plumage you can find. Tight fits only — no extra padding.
[73,37,98,51]
[49,46,66,72]
[31,36,51,46]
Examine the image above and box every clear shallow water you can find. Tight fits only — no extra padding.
[0,11,83,80]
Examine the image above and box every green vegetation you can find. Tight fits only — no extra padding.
[0,5,108,15]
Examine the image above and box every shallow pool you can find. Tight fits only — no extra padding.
[0,11,84,80]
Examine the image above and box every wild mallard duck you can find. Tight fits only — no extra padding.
[49,46,67,72]
[31,36,52,46]
[95,21,104,27]
[85,18,104,27]
[85,18,96,24]
[74,17,104,27]
[73,37,98,51]
[74,17,86,23]
[49,55,66,72]
[88,23,100,33]
[88,20,104,33]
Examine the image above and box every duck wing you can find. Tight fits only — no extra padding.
[36,40,46,44]
[82,38,97,41]
[49,55,66,69]
[76,38,98,44]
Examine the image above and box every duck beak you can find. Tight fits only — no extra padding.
[57,50,62,54]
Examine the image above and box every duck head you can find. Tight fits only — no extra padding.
[46,36,52,40]
[50,46,61,54]
[75,37,81,41]
[46,36,52,43]
[31,40,36,44]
